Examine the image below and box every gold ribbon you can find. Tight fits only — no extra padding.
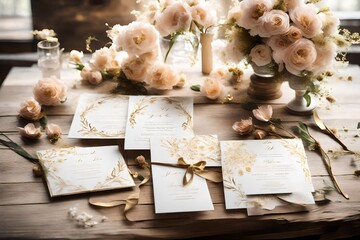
[89,169,150,221]
[152,157,222,186]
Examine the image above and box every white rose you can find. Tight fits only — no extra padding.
[260,10,290,37]
[122,54,154,82]
[289,4,323,38]
[250,44,272,67]
[145,61,180,90]
[19,97,42,121]
[155,2,192,36]
[283,38,317,76]
[80,66,102,85]
[18,123,42,139]
[201,77,223,100]
[235,0,274,31]
[190,1,217,30]
[117,22,159,57]
[209,66,233,84]
[69,50,83,64]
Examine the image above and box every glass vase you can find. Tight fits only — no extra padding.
[160,32,199,68]
[37,40,61,79]
[286,73,317,115]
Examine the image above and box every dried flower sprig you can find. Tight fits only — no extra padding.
[297,122,349,200]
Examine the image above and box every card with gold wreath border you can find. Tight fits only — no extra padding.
[37,146,135,197]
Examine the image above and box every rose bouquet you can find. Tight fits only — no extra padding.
[225,0,359,81]
[132,0,218,63]
[69,21,185,93]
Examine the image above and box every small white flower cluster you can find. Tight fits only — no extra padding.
[68,207,107,229]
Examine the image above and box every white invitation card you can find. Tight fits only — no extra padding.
[68,94,129,139]
[150,137,214,213]
[151,135,221,167]
[221,139,314,210]
[125,96,194,150]
[37,146,135,197]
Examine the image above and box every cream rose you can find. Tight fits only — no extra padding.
[201,77,223,100]
[117,22,159,57]
[122,54,154,82]
[45,123,62,141]
[190,1,217,30]
[19,97,42,120]
[250,44,272,67]
[311,40,337,74]
[286,25,303,43]
[260,10,290,37]
[289,4,323,38]
[284,0,305,11]
[18,123,42,139]
[33,77,67,106]
[145,61,180,90]
[69,50,83,64]
[283,38,317,76]
[89,47,120,72]
[235,0,273,32]
[267,35,292,71]
[155,1,192,37]
[80,66,102,85]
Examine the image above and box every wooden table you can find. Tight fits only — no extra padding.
[0,64,359,239]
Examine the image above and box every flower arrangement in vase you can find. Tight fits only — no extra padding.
[69,22,185,94]
[225,0,359,114]
[132,0,218,69]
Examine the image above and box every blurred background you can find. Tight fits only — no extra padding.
[0,0,359,84]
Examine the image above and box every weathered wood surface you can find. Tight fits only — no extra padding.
[0,64,360,239]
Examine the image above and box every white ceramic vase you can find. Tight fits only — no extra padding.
[287,74,317,115]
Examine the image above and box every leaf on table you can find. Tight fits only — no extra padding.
[357,122,360,129]
[241,102,259,111]
[39,115,48,130]
[297,122,316,148]
[0,132,38,163]
[190,84,200,92]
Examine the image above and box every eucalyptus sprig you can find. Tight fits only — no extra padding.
[297,122,349,200]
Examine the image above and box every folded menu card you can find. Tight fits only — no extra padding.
[37,146,135,197]
[68,94,129,139]
[125,96,194,150]
[220,139,314,210]
[150,136,215,213]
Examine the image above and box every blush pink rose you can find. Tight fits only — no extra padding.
[250,44,272,67]
[122,54,154,82]
[19,97,42,120]
[259,10,290,37]
[18,123,42,139]
[289,4,323,38]
[283,38,317,76]
[201,77,223,100]
[190,1,217,30]
[33,77,67,106]
[311,41,337,74]
[80,66,102,85]
[155,1,192,37]
[45,123,62,141]
[232,117,254,135]
[252,105,273,122]
[285,25,303,43]
[89,47,120,72]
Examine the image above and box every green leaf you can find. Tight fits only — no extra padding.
[164,32,182,63]
[357,122,360,129]
[297,122,316,146]
[39,115,48,130]
[0,132,38,163]
[240,102,259,111]
[303,91,311,107]
[190,84,201,92]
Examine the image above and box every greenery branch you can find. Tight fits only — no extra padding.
[0,132,38,163]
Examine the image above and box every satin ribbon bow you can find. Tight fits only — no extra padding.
[152,157,222,186]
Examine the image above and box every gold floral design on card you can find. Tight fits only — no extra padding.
[161,135,220,165]
[128,97,193,131]
[78,95,128,137]
[94,160,134,189]
[222,142,257,176]
[279,139,312,184]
